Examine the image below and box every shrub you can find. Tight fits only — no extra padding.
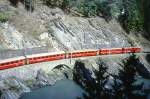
[43,0,64,7]
[0,13,9,23]
[121,0,144,32]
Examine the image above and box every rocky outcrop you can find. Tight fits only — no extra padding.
[34,65,72,88]
[0,1,132,51]
[0,22,46,50]
[0,90,19,99]
[0,64,73,99]
[32,6,131,50]
[0,77,30,99]
[35,69,55,87]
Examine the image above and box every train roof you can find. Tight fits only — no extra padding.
[100,47,141,49]
[0,56,25,64]
[67,49,98,53]
[26,51,65,58]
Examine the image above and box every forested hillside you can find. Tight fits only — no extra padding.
[42,0,150,33]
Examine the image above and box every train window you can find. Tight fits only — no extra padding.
[37,57,40,59]
[2,63,6,65]
[12,61,15,63]
[36,57,39,59]
[50,55,53,57]
[3,63,6,65]
[4,63,8,65]
[20,60,22,62]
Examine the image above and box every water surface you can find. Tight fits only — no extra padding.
[20,80,85,99]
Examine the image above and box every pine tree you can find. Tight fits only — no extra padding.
[73,59,109,99]
[94,60,109,98]
[118,54,144,99]
[73,60,84,85]
[9,0,19,7]
[111,78,123,99]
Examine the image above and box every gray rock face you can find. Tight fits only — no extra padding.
[52,64,73,80]
[35,65,73,87]
[0,77,30,99]
[0,2,131,51]
[50,16,130,50]
[0,5,9,12]
[35,69,54,87]
[0,65,72,99]
[0,90,19,99]
[0,23,45,50]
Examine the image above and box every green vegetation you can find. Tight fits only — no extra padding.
[120,0,144,32]
[143,0,150,33]
[42,0,146,32]
[43,0,64,8]
[0,12,9,23]
[8,0,148,32]
[9,0,19,7]
[43,0,112,18]
[26,79,35,87]
[118,54,144,98]
[76,1,97,17]
[73,55,148,99]
[0,90,2,97]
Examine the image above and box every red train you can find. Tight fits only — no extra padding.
[0,47,141,70]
